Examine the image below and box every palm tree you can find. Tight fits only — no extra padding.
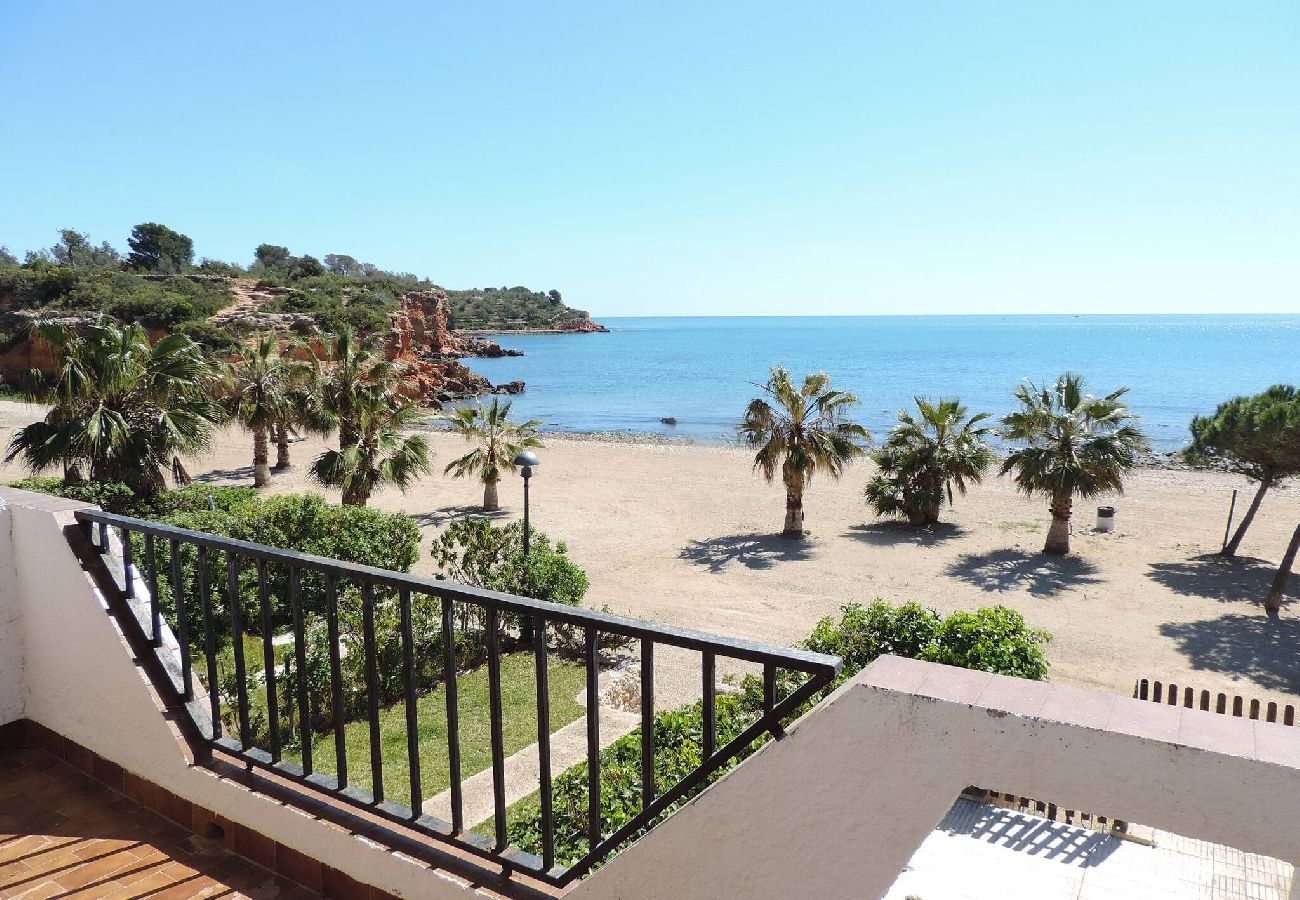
[737,367,870,538]
[224,334,311,487]
[442,398,543,511]
[5,321,222,496]
[310,385,432,506]
[1001,373,1148,555]
[316,325,398,449]
[865,398,995,525]
[271,353,331,471]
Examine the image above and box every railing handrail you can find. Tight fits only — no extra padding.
[75,508,840,675]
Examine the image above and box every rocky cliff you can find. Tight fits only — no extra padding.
[384,289,525,406]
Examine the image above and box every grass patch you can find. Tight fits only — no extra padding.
[996,519,1043,533]
[307,651,586,810]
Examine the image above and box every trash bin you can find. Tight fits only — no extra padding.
[1096,506,1116,533]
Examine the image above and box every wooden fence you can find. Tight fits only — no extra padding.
[1133,678,1296,726]
[972,789,1127,835]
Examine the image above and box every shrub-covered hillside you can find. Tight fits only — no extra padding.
[0,226,600,345]
[443,286,596,331]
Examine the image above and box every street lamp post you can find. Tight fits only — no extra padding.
[514,450,540,558]
[514,450,540,643]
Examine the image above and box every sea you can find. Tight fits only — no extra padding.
[458,315,1300,453]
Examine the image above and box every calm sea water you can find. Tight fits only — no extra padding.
[459,316,1300,452]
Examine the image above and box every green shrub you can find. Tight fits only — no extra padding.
[505,693,763,868]
[7,476,137,514]
[151,492,420,660]
[431,517,589,608]
[920,606,1050,680]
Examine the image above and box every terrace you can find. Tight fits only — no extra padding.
[3,484,1300,899]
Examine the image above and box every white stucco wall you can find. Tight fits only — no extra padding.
[0,497,24,725]
[0,489,497,900]
[576,656,1300,900]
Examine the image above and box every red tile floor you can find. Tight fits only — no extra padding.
[0,746,320,899]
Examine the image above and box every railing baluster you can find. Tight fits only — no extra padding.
[400,588,422,815]
[702,651,716,760]
[197,546,220,738]
[144,533,160,645]
[763,662,781,735]
[97,521,108,553]
[228,553,251,748]
[290,566,311,776]
[169,538,192,699]
[325,573,347,788]
[487,607,507,849]
[641,639,655,812]
[441,597,463,833]
[361,582,383,802]
[121,528,135,599]
[534,617,554,871]
[585,627,601,854]
[259,559,280,762]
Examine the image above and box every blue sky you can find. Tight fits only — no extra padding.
[1,2,1297,316]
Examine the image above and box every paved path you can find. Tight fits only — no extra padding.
[886,799,1293,899]
[422,705,641,827]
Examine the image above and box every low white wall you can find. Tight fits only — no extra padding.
[1,489,494,900]
[576,655,1300,900]
[0,497,24,726]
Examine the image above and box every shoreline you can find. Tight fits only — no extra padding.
[420,417,1202,469]
[457,326,609,336]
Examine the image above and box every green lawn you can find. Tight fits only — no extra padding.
[307,651,587,810]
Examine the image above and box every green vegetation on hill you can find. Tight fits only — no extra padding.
[0,225,597,345]
[444,286,592,331]
[0,265,237,339]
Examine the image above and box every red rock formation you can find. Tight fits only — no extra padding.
[554,317,609,333]
[389,289,459,360]
[386,290,498,406]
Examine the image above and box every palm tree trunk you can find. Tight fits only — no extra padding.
[273,424,291,470]
[253,427,271,487]
[1222,476,1271,558]
[1044,494,1072,555]
[782,474,805,538]
[924,501,942,524]
[1264,524,1300,619]
[482,478,500,512]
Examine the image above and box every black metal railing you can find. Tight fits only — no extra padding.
[74,508,840,885]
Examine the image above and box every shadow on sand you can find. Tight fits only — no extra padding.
[1159,613,1300,694]
[193,466,254,483]
[412,505,509,528]
[844,521,966,547]
[679,532,814,573]
[945,547,1102,598]
[1146,553,1295,605]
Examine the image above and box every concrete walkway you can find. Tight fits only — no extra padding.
[422,705,641,827]
[886,798,1293,899]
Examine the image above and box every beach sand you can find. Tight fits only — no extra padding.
[3,399,1298,712]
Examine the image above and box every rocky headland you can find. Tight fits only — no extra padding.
[0,284,534,409]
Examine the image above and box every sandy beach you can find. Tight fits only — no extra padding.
[3,398,1297,712]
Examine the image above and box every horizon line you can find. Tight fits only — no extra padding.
[584,311,1299,319]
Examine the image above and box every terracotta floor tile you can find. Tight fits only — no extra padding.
[0,748,322,900]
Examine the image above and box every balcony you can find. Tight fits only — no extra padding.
[3,484,1300,899]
